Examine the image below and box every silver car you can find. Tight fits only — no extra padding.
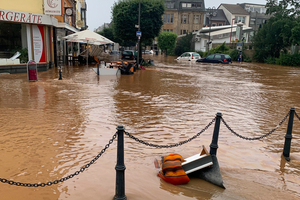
[176,52,201,61]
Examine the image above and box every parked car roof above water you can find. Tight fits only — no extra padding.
[196,54,232,64]
[176,52,201,61]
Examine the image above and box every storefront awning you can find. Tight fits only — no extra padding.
[56,22,79,33]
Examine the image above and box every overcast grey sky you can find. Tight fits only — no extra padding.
[86,0,267,31]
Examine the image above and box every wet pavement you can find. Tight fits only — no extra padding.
[0,55,300,200]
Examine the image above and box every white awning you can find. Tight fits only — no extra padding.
[56,22,79,33]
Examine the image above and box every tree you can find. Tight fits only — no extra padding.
[112,0,165,46]
[174,33,193,56]
[98,27,120,44]
[266,0,300,17]
[252,15,297,62]
[157,32,177,56]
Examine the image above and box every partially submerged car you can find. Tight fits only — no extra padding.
[196,54,232,64]
[176,52,201,61]
[121,50,137,60]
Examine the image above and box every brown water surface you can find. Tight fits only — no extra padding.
[0,56,300,200]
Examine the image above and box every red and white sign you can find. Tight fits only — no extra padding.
[44,0,62,15]
[32,25,46,63]
[0,9,58,26]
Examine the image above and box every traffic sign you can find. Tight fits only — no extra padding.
[136,31,142,37]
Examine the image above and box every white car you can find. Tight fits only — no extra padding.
[176,52,201,61]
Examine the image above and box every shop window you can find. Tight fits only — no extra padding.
[0,22,22,58]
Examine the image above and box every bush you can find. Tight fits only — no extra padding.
[275,54,300,66]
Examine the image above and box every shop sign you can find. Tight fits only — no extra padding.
[32,25,46,63]
[0,8,58,26]
[44,0,62,15]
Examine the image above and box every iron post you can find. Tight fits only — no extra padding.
[283,107,295,161]
[97,63,100,75]
[114,125,127,200]
[210,112,222,156]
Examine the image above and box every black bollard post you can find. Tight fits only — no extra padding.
[283,107,295,161]
[114,125,127,200]
[58,68,62,80]
[210,112,222,156]
[97,63,100,75]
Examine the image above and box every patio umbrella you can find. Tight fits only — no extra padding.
[63,29,114,66]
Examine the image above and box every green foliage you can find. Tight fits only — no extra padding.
[252,16,297,62]
[229,49,252,62]
[266,0,300,17]
[98,27,120,44]
[174,33,193,56]
[11,47,28,63]
[112,0,164,46]
[229,49,239,61]
[157,31,177,55]
[208,42,230,55]
[275,53,300,66]
[291,25,300,45]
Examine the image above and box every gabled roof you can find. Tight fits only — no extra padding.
[218,4,249,15]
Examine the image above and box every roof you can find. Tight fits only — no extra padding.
[199,26,253,37]
[218,4,249,15]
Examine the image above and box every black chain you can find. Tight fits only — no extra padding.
[221,111,290,140]
[125,117,216,148]
[0,132,117,187]
[295,111,300,121]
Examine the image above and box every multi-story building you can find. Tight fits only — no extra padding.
[162,0,206,35]
[238,3,270,31]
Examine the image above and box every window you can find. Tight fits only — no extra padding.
[165,1,175,9]
[236,16,245,23]
[163,14,173,23]
[181,15,188,24]
[182,2,202,8]
[219,23,223,26]
[180,30,188,35]
[194,15,199,24]
[212,23,217,27]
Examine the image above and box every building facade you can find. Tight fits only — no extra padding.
[0,0,88,72]
[162,0,206,35]
[0,0,58,68]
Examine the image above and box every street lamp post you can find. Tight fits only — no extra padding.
[137,0,141,70]
[207,7,216,56]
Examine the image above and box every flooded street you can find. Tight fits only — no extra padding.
[0,55,300,200]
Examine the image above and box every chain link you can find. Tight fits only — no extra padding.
[125,117,216,148]
[221,111,290,140]
[295,111,300,121]
[0,132,118,187]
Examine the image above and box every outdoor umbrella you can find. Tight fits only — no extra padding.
[63,29,114,66]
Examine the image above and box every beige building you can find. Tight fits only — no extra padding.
[162,0,206,35]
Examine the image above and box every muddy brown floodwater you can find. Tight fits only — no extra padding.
[0,55,300,200]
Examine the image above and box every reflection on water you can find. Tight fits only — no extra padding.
[0,57,300,200]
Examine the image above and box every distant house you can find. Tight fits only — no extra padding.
[238,3,270,31]
[162,0,206,35]
[193,4,255,52]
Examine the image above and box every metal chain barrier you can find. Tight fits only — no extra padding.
[0,132,117,187]
[295,111,300,121]
[125,117,216,148]
[221,111,290,140]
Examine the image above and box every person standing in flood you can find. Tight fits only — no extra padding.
[238,51,242,62]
